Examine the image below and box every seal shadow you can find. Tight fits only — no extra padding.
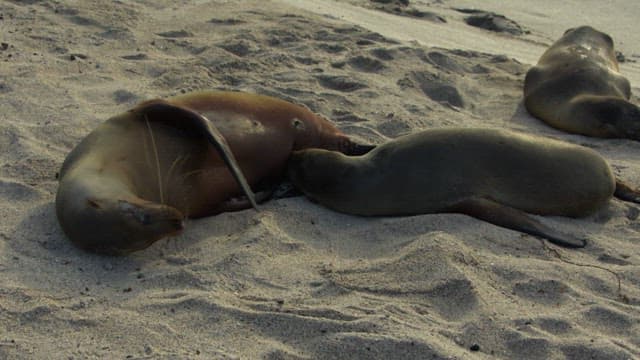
[8,201,251,292]
[507,100,572,139]
[21,198,267,254]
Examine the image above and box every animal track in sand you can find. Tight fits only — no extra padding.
[581,306,634,333]
[347,55,386,72]
[315,75,368,92]
[413,71,465,109]
[536,317,574,335]
[512,278,571,305]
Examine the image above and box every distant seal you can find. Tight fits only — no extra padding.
[56,91,373,255]
[288,127,640,248]
[524,26,640,139]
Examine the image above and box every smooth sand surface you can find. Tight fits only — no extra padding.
[1,0,639,359]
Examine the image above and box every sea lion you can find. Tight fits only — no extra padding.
[524,26,640,139]
[288,127,640,248]
[56,91,373,255]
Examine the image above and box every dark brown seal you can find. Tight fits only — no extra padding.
[288,127,640,248]
[56,91,373,255]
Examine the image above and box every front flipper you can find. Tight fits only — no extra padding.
[614,180,640,204]
[133,100,258,210]
[449,197,586,248]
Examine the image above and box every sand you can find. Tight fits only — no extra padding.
[1,0,639,359]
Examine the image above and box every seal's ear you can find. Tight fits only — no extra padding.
[132,100,258,210]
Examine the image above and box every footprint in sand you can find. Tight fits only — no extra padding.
[315,74,368,92]
[347,55,386,72]
[512,278,571,305]
[413,71,465,109]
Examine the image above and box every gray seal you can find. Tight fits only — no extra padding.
[288,127,640,248]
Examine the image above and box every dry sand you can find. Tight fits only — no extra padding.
[1,0,639,359]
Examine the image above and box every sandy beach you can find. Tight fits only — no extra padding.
[1,0,639,358]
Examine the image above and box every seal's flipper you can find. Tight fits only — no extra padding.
[450,197,586,248]
[614,180,640,204]
[134,100,258,210]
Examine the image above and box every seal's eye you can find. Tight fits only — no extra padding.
[87,199,102,209]
[292,118,305,130]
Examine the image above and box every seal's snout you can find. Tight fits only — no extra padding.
[92,198,186,253]
[142,202,185,235]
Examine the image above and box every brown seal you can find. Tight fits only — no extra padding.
[56,91,373,255]
[524,26,640,139]
[288,127,640,248]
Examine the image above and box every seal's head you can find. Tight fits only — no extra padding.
[287,149,356,200]
[56,174,184,255]
[562,26,614,48]
[570,96,640,138]
[290,115,375,156]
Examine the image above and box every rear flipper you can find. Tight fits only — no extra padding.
[614,180,640,204]
[135,100,257,209]
[449,197,586,248]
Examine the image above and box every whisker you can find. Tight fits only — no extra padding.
[165,154,190,205]
[181,168,206,180]
[145,114,164,204]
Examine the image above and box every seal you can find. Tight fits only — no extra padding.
[56,91,373,255]
[288,127,640,248]
[524,26,640,139]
